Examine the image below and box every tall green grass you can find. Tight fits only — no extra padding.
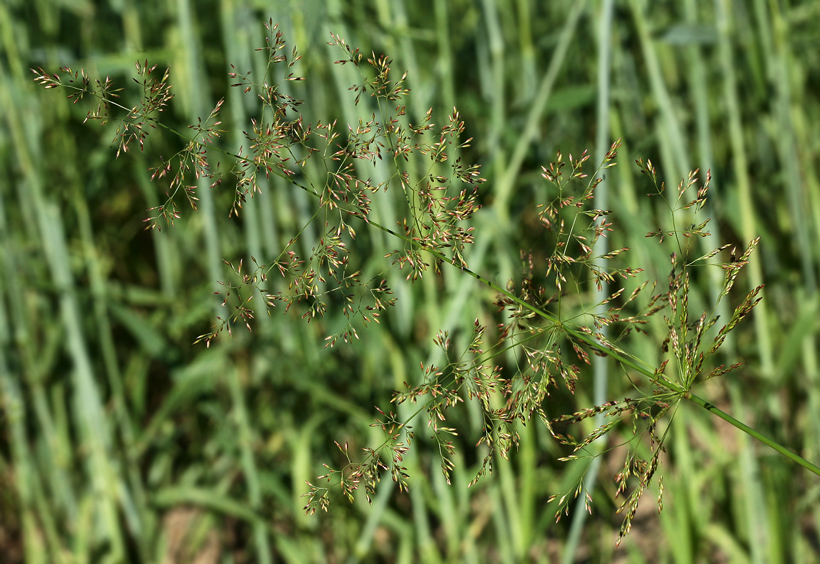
[2,1,819,563]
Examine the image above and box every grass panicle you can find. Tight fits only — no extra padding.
[32,23,817,551]
[7,3,820,561]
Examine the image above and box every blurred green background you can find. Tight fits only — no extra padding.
[2,0,820,562]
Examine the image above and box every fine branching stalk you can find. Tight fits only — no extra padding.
[32,19,820,545]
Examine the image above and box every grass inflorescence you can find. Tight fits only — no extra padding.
[7,3,820,562]
[33,20,818,550]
